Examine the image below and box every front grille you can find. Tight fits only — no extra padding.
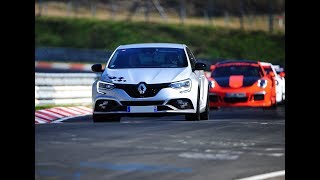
[167,99,194,109]
[114,106,127,111]
[95,100,120,112]
[253,94,264,101]
[223,97,248,103]
[120,101,164,106]
[114,83,170,98]
[209,95,219,102]
[157,106,173,111]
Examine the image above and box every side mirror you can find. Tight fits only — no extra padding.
[279,72,285,78]
[91,64,104,72]
[195,62,206,71]
[210,65,216,71]
[268,71,275,77]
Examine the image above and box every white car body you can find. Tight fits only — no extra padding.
[91,43,210,122]
[260,62,285,103]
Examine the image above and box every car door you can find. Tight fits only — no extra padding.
[185,47,206,107]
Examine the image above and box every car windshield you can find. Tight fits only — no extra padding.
[262,66,272,74]
[108,48,188,69]
[211,64,263,78]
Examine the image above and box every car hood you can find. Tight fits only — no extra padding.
[101,68,191,84]
[214,76,260,88]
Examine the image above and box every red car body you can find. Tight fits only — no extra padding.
[207,60,277,108]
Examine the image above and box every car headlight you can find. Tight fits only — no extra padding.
[209,80,215,89]
[97,80,115,94]
[169,79,192,93]
[257,79,267,88]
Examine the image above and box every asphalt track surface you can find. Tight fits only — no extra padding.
[35,106,285,180]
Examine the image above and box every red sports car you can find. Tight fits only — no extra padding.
[207,60,277,108]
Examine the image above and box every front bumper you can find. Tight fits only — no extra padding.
[209,90,272,108]
[92,85,198,116]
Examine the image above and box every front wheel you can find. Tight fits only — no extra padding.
[185,91,200,121]
[263,101,277,110]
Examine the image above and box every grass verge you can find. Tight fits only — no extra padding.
[36,16,285,65]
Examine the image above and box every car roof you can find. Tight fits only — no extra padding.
[216,60,259,65]
[259,62,273,66]
[117,43,186,49]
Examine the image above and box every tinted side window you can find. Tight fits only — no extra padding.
[186,48,196,69]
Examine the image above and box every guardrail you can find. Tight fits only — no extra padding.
[35,47,112,63]
[35,73,100,106]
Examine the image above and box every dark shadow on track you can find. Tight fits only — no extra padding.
[62,104,285,123]
[210,104,285,120]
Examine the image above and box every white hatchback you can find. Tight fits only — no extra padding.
[91,43,210,122]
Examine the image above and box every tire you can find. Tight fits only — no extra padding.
[210,107,219,110]
[277,92,284,105]
[185,90,201,121]
[263,101,277,110]
[200,90,209,120]
[281,92,285,104]
[93,114,121,123]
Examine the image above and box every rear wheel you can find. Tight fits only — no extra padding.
[200,90,209,120]
[281,92,285,104]
[92,114,121,123]
[210,107,219,110]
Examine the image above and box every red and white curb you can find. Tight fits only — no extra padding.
[35,106,92,124]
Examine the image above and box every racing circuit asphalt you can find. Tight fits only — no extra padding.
[35,106,285,180]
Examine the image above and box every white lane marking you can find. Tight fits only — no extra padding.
[210,141,255,147]
[178,152,239,160]
[267,153,284,157]
[265,148,284,151]
[236,122,285,125]
[51,114,90,123]
[177,140,188,144]
[122,121,144,123]
[253,152,284,157]
[236,170,285,180]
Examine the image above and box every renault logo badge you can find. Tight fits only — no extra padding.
[138,83,147,94]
